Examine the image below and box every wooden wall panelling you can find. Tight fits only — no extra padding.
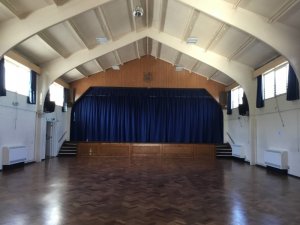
[77,143,216,160]
[77,143,98,157]
[71,56,226,101]
[131,144,161,157]
[97,143,130,157]
[162,144,194,158]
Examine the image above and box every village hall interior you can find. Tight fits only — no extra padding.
[1,0,300,224]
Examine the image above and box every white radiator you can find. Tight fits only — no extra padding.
[232,144,245,158]
[264,149,288,170]
[2,146,27,165]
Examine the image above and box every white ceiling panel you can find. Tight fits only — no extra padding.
[279,2,300,30]
[98,52,119,70]
[237,0,285,18]
[211,71,234,85]
[14,35,61,65]
[160,44,178,64]
[152,0,162,30]
[179,54,197,71]
[193,63,217,78]
[81,60,103,75]
[237,40,279,69]
[138,38,147,57]
[150,40,159,57]
[163,0,193,38]
[2,0,50,18]
[40,21,85,56]
[212,27,250,58]
[102,0,132,39]
[0,3,15,22]
[62,69,85,83]
[190,13,223,49]
[70,9,107,48]
[118,44,137,63]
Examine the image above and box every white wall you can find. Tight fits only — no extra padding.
[0,91,70,165]
[0,91,37,162]
[225,94,300,177]
[44,106,70,157]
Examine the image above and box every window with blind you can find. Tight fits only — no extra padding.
[4,56,31,96]
[263,62,288,99]
[49,82,64,106]
[231,86,244,109]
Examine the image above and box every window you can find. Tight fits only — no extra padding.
[231,86,244,109]
[263,62,288,99]
[49,82,64,106]
[4,56,30,96]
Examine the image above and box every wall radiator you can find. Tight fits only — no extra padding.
[232,144,245,158]
[2,146,27,165]
[264,149,288,170]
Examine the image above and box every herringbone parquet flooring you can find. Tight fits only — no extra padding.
[0,158,300,225]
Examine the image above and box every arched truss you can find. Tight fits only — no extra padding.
[0,0,297,105]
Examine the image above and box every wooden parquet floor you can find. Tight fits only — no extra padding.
[0,158,300,225]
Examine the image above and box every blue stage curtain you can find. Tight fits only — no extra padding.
[27,70,37,104]
[0,57,6,96]
[287,65,299,101]
[71,87,223,144]
[62,88,69,112]
[256,75,264,108]
[226,91,232,115]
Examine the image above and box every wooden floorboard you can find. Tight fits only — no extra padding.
[0,158,300,225]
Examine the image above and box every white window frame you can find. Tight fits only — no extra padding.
[263,62,289,100]
[49,82,64,107]
[4,56,31,96]
[231,86,244,109]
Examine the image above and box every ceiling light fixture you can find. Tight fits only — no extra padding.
[96,37,108,44]
[112,65,120,70]
[186,37,198,44]
[133,6,144,17]
[175,65,184,72]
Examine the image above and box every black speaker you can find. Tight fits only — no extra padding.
[44,101,55,113]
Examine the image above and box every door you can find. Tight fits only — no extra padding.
[45,121,54,159]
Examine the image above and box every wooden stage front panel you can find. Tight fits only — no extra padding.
[77,143,216,159]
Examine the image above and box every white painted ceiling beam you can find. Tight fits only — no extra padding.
[95,59,105,71]
[66,20,90,49]
[135,41,140,59]
[205,23,229,51]
[182,9,199,41]
[52,0,69,6]
[43,28,254,109]
[114,51,123,65]
[177,0,300,79]
[42,30,149,83]
[127,0,136,31]
[94,7,114,41]
[174,52,182,66]
[159,0,168,32]
[268,0,300,23]
[228,35,256,61]
[0,0,26,18]
[0,0,113,56]
[38,32,70,58]
[156,42,162,59]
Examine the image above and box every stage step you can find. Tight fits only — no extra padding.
[58,141,77,157]
[216,143,232,158]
